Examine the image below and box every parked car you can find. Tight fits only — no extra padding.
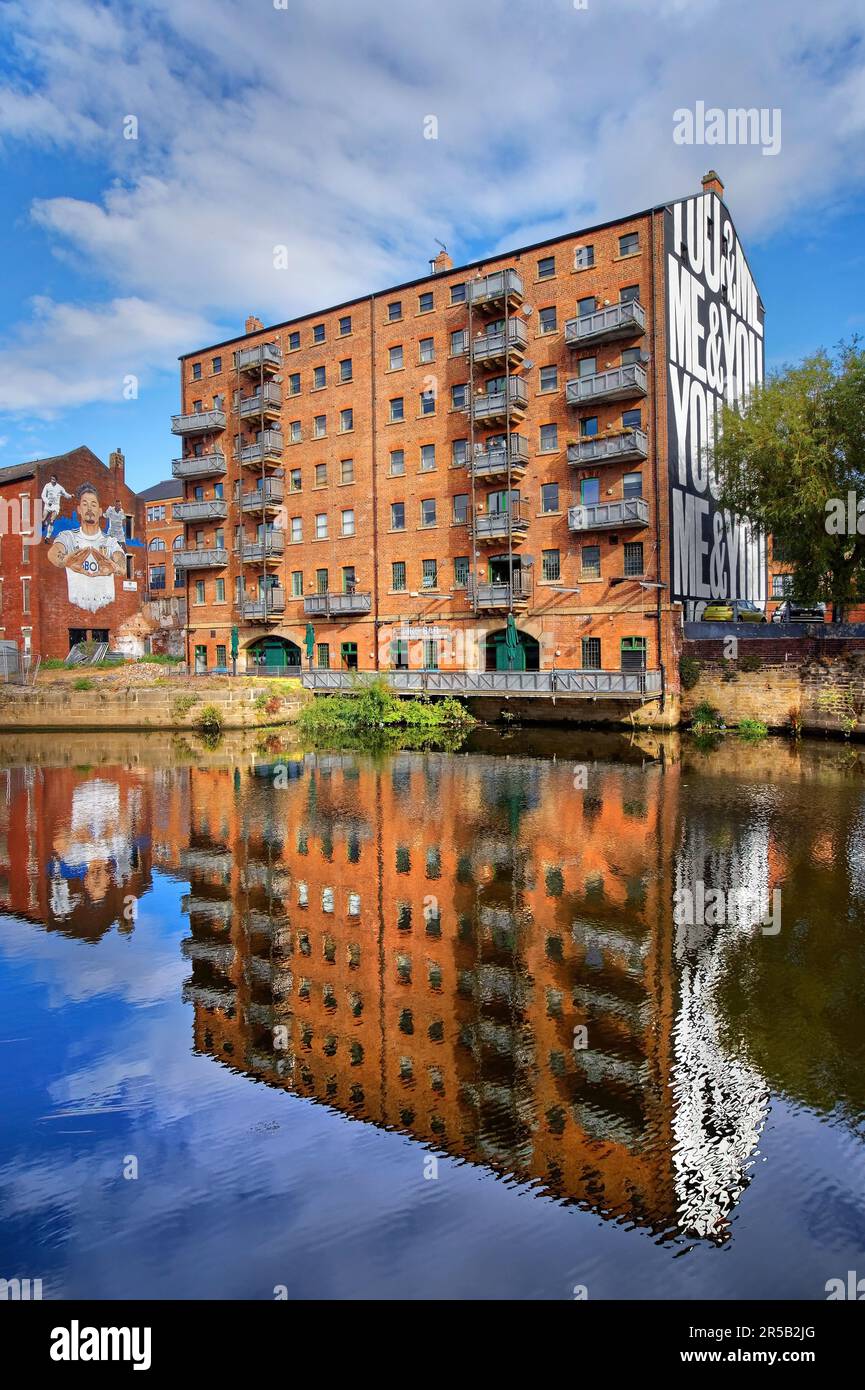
[702,602,734,622]
[734,601,767,623]
[771,600,827,624]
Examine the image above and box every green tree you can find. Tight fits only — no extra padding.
[714,341,865,619]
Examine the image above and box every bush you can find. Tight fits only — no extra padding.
[73,677,93,691]
[720,658,738,682]
[298,676,474,746]
[138,653,183,665]
[737,718,768,741]
[171,694,199,721]
[679,655,702,690]
[739,653,763,672]
[194,703,222,734]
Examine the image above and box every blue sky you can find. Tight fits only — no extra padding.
[1,0,864,492]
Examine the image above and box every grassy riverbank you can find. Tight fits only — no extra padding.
[297,678,475,750]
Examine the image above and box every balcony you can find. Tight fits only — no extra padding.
[470,319,528,366]
[470,498,530,544]
[236,343,282,375]
[468,435,529,482]
[239,431,284,467]
[466,268,524,310]
[176,547,228,569]
[173,499,228,522]
[241,480,284,512]
[241,589,286,622]
[171,451,227,480]
[171,409,226,435]
[303,591,373,618]
[567,497,649,532]
[565,300,646,346]
[468,573,532,610]
[566,364,648,405]
[466,377,529,424]
[567,429,648,467]
[238,384,282,420]
[241,533,285,564]
[302,669,662,699]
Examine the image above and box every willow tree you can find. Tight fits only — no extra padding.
[714,341,865,619]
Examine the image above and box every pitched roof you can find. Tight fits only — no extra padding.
[138,478,183,502]
[0,445,103,488]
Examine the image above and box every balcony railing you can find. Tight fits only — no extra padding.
[467,377,529,423]
[173,499,228,522]
[301,669,662,698]
[470,499,531,542]
[241,533,285,563]
[303,591,373,618]
[241,480,284,510]
[567,497,650,532]
[468,574,533,608]
[241,589,286,621]
[238,384,282,418]
[236,343,282,374]
[468,435,529,480]
[567,430,649,466]
[171,409,226,435]
[171,451,227,480]
[176,547,228,569]
[466,269,524,308]
[239,432,284,465]
[565,300,646,346]
[566,364,648,405]
[470,319,529,363]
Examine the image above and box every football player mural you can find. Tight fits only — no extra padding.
[46,480,129,613]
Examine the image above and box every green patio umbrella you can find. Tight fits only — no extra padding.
[304,623,315,668]
[504,612,520,671]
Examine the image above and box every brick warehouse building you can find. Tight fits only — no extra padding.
[173,171,766,704]
[140,478,185,601]
[0,446,147,662]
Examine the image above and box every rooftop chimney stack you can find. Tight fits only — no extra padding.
[431,249,453,274]
[245,315,264,333]
[108,447,125,485]
[701,169,725,198]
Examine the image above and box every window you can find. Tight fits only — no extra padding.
[313,365,326,389]
[340,458,354,484]
[341,566,356,593]
[147,505,166,522]
[215,578,225,602]
[288,330,300,350]
[581,415,598,437]
[579,355,597,377]
[538,255,555,279]
[211,356,222,374]
[450,329,467,355]
[194,579,205,604]
[290,420,302,443]
[621,636,647,670]
[340,642,358,670]
[541,549,561,582]
[391,637,409,668]
[581,545,601,578]
[539,423,558,453]
[624,542,644,576]
[621,347,642,365]
[423,638,439,669]
[419,444,435,472]
[315,513,328,539]
[539,306,557,334]
[623,472,643,498]
[452,493,469,524]
[387,300,402,322]
[313,414,326,438]
[149,564,166,591]
[419,336,435,363]
[454,556,469,588]
[620,284,640,304]
[291,570,303,597]
[390,449,405,476]
[288,372,301,396]
[451,383,468,409]
[390,397,404,422]
[450,282,466,304]
[339,315,352,336]
[389,345,404,370]
[316,568,328,593]
[192,362,202,380]
[313,323,326,343]
[290,468,302,492]
[317,642,330,669]
[420,498,436,528]
[582,637,601,669]
[340,408,353,432]
[392,560,406,592]
[341,508,355,537]
[772,573,793,597]
[578,295,596,318]
[422,558,437,589]
[291,516,302,542]
[339,358,352,382]
[541,482,559,513]
[418,291,434,313]
[390,501,405,531]
[619,232,639,257]
[451,439,468,467]
[622,408,642,429]
[539,365,558,392]
[313,463,327,488]
[581,477,600,505]
[575,244,594,269]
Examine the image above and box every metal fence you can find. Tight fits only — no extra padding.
[301,669,661,698]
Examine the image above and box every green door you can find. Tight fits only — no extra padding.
[491,630,527,671]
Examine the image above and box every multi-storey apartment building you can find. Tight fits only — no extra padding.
[140,478,184,600]
[173,171,765,700]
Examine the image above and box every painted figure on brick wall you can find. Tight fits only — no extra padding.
[47,480,127,613]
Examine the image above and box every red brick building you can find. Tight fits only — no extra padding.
[0,445,146,661]
[140,478,185,600]
[173,172,766,700]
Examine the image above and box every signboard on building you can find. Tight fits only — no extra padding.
[665,192,767,619]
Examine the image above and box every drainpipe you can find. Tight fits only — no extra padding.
[650,209,666,710]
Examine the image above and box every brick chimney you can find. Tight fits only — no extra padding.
[245,314,264,333]
[431,249,453,274]
[701,170,724,198]
[108,447,125,486]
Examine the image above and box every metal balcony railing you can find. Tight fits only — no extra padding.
[238,384,282,418]
[241,533,285,563]
[470,498,531,541]
[303,591,373,617]
[470,319,529,362]
[236,343,282,373]
[301,669,662,698]
[241,589,286,621]
[176,547,228,569]
[566,364,648,405]
[171,409,226,435]
[468,573,533,608]
[241,480,285,510]
[468,435,530,479]
[565,300,646,346]
[567,497,650,532]
[171,451,227,480]
[173,499,228,522]
[467,377,529,422]
[466,269,524,307]
[567,430,648,466]
[239,432,284,464]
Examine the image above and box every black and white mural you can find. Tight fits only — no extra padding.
[665,192,767,618]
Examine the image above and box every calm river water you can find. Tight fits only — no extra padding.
[1,727,864,1300]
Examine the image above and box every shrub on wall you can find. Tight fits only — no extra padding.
[679,655,702,690]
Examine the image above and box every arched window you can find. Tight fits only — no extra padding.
[149,537,166,551]
[172,535,184,550]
